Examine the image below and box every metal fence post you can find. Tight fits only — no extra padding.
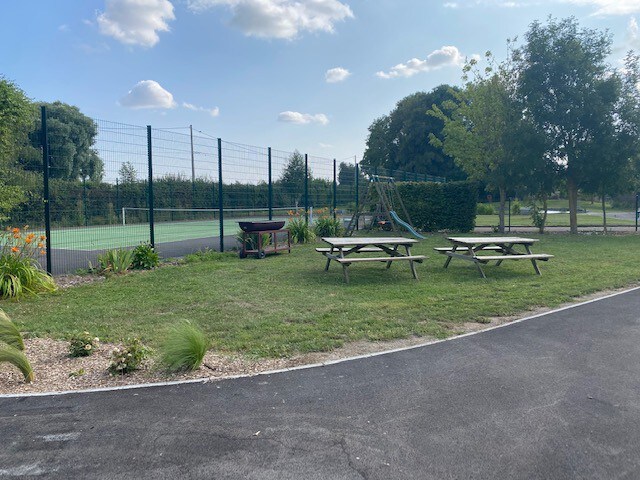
[268,147,273,220]
[333,159,337,220]
[304,154,309,224]
[41,105,52,275]
[508,197,511,233]
[218,138,224,251]
[355,162,359,231]
[82,177,88,227]
[147,126,155,248]
[636,193,640,232]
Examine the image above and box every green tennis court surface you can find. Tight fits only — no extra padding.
[43,217,287,251]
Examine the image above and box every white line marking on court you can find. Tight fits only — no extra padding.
[2,285,639,399]
[39,432,81,442]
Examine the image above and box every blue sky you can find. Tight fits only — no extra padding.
[2,0,639,162]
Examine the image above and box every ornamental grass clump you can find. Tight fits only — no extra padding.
[68,331,100,357]
[160,322,210,372]
[287,211,315,244]
[97,248,134,274]
[108,338,150,375]
[0,309,34,383]
[0,226,56,299]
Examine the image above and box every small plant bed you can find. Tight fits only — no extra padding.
[2,234,640,394]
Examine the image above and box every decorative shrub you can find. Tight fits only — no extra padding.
[476,203,495,215]
[511,200,521,215]
[160,322,210,372]
[287,212,315,243]
[313,210,343,237]
[97,248,133,274]
[68,331,100,357]
[131,242,159,270]
[397,181,477,232]
[108,338,150,375]
[0,226,56,299]
[0,309,34,382]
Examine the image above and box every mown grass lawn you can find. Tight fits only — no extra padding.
[3,233,640,357]
[476,213,636,227]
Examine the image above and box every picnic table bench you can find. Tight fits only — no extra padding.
[435,236,553,278]
[318,237,426,283]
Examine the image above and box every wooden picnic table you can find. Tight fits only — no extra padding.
[318,237,427,283]
[435,236,553,278]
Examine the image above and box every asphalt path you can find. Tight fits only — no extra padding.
[2,289,640,479]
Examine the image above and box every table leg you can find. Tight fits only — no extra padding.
[325,246,336,271]
[444,245,457,268]
[474,260,487,279]
[342,263,350,284]
[495,243,513,267]
[386,244,399,269]
[525,244,542,275]
[405,245,418,280]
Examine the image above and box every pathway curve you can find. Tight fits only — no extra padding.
[2,290,640,479]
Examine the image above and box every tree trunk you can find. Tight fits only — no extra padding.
[567,176,578,234]
[601,194,607,234]
[541,195,548,234]
[498,186,506,233]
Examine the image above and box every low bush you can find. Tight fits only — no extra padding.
[0,309,33,382]
[0,226,56,299]
[68,331,100,357]
[160,322,210,372]
[108,338,150,375]
[511,200,521,215]
[97,248,133,274]
[131,242,159,270]
[476,203,494,215]
[184,248,231,263]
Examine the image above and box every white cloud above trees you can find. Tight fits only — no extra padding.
[325,67,351,83]
[97,0,175,47]
[187,0,353,39]
[278,111,329,125]
[182,102,220,117]
[120,80,177,109]
[443,0,640,15]
[376,46,465,79]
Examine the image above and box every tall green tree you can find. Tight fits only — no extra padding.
[514,16,619,234]
[429,54,547,232]
[119,161,138,184]
[31,102,104,182]
[362,85,465,180]
[278,150,310,206]
[0,77,34,221]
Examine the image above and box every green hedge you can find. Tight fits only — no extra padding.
[397,181,477,232]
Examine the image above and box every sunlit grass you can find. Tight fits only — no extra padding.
[3,233,640,358]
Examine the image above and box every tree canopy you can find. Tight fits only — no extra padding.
[362,85,465,180]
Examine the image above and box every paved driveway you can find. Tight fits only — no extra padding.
[2,289,640,479]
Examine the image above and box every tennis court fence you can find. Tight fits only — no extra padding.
[4,107,445,274]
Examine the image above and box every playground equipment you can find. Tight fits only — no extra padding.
[345,175,425,239]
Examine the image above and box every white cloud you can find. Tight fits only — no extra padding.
[187,0,353,39]
[443,0,640,15]
[97,0,175,47]
[376,46,465,79]
[120,80,177,109]
[325,67,351,83]
[565,0,640,15]
[58,24,69,32]
[318,142,333,148]
[278,111,329,125]
[182,102,220,117]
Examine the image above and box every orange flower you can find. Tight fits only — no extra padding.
[26,233,35,239]
[13,233,20,239]
[25,238,32,244]
[11,227,19,234]
[11,247,19,253]
[40,235,46,241]
[40,250,46,255]
[38,242,44,248]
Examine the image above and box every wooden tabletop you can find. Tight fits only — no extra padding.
[447,236,538,245]
[322,237,418,246]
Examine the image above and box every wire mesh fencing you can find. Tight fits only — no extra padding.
[2,106,448,274]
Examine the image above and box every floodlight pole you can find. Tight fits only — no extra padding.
[41,106,52,275]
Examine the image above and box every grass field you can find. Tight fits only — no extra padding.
[476,213,636,227]
[3,233,640,358]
